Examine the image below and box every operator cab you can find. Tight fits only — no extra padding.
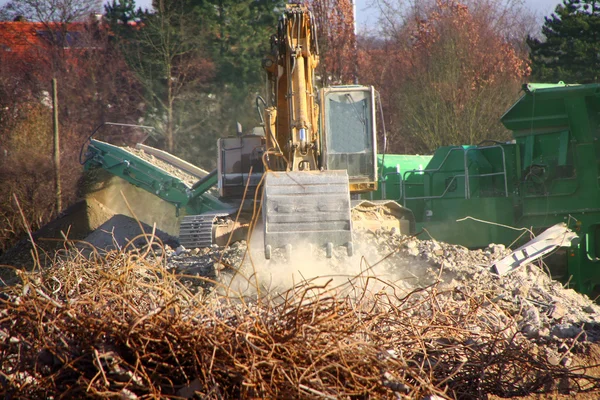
[320,85,378,193]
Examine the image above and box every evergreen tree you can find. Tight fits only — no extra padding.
[528,0,600,83]
[181,0,284,141]
[104,0,146,30]
[190,0,283,91]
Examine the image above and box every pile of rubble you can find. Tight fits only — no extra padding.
[165,227,600,367]
[166,228,600,340]
[3,221,600,398]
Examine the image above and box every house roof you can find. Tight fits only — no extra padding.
[0,21,88,56]
[0,21,98,76]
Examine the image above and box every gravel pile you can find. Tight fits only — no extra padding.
[389,233,600,342]
[125,146,200,187]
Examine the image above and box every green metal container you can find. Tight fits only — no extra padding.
[362,154,432,202]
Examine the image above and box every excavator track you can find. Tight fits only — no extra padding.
[179,211,234,249]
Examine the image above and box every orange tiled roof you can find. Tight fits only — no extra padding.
[0,21,88,57]
[0,21,100,79]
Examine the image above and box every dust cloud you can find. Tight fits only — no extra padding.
[219,228,427,299]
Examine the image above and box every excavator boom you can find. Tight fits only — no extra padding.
[260,4,358,258]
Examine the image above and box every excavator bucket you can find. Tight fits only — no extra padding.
[263,170,353,259]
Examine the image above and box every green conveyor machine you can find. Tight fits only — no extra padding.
[399,82,600,295]
[83,139,231,216]
[362,154,433,202]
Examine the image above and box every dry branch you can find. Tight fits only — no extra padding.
[1,237,600,399]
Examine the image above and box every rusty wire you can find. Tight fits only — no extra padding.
[1,237,600,399]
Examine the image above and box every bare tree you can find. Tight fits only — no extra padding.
[0,0,101,22]
[359,0,533,153]
[309,0,357,85]
[112,0,215,154]
[0,10,142,252]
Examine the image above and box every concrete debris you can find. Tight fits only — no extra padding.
[175,245,186,256]
[125,145,200,187]
[4,219,600,398]
[551,324,584,339]
[6,212,600,394]
[155,226,600,349]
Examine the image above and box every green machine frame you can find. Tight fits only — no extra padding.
[503,83,600,295]
[84,139,231,216]
[398,82,600,295]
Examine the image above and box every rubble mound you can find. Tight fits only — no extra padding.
[0,198,116,283]
[170,230,600,343]
[2,228,600,398]
[80,214,178,252]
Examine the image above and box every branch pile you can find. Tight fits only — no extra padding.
[1,239,600,399]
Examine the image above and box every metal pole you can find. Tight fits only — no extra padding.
[351,0,359,84]
[52,78,61,213]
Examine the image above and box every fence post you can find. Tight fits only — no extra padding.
[52,78,61,214]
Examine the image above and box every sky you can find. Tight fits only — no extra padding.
[352,0,561,28]
[123,0,563,28]
[0,0,566,27]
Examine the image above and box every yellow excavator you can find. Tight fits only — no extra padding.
[84,3,413,259]
[255,3,412,258]
[257,3,374,258]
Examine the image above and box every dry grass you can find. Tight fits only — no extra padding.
[2,235,600,399]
